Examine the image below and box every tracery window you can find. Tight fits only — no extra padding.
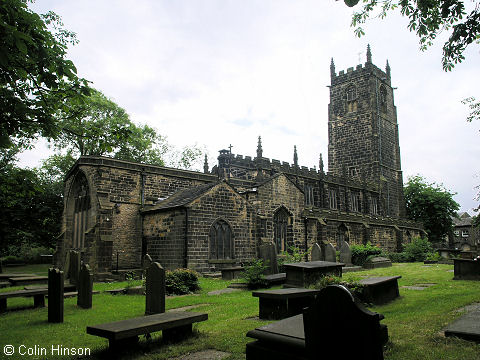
[328,189,338,210]
[304,185,314,206]
[209,220,233,259]
[273,208,290,253]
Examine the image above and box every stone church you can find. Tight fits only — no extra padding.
[57,47,423,274]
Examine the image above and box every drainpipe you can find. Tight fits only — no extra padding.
[304,217,309,261]
[184,208,188,268]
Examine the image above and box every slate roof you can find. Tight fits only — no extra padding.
[453,212,473,227]
[142,182,218,212]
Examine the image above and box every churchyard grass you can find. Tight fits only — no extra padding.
[1,263,480,359]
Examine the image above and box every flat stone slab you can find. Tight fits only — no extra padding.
[403,283,436,290]
[8,276,48,286]
[402,286,428,290]
[0,273,32,280]
[168,304,208,312]
[264,273,286,285]
[445,308,480,341]
[172,350,231,360]
[208,288,240,296]
[252,288,320,299]
[343,266,363,273]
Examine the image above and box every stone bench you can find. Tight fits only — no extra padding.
[252,288,320,320]
[8,276,48,286]
[87,311,208,351]
[221,266,244,280]
[246,285,388,359]
[0,288,48,312]
[359,276,401,305]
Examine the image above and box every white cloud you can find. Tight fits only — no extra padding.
[21,0,480,212]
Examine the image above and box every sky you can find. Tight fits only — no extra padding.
[20,0,480,213]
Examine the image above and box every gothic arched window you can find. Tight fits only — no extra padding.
[274,207,290,253]
[209,220,233,259]
[72,173,91,249]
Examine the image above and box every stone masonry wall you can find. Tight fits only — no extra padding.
[255,174,306,251]
[143,209,186,270]
[186,182,255,273]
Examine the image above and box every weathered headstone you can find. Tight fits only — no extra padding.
[77,263,93,309]
[48,268,64,323]
[339,241,352,266]
[311,243,323,261]
[145,262,165,315]
[303,285,387,359]
[68,250,81,285]
[143,254,153,271]
[324,243,337,263]
[258,243,278,275]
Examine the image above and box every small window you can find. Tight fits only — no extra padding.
[328,189,338,210]
[454,230,460,237]
[371,197,378,215]
[462,230,469,238]
[350,192,360,213]
[305,185,314,206]
[349,167,358,178]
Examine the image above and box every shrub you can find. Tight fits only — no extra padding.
[387,252,410,263]
[277,245,308,272]
[311,275,363,295]
[1,243,54,264]
[425,252,442,262]
[404,237,434,262]
[165,268,200,295]
[242,259,269,290]
[386,237,434,262]
[350,243,383,266]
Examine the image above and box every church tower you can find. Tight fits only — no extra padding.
[328,45,406,218]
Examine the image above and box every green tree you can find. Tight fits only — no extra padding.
[0,163,62,255]
[51,88,203,169]
[404,175,460,243]
[348,0,480,71]
[0,0,90,148]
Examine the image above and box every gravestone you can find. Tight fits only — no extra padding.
[339,241,352,266]
[68,250,81,285]
[77,263,93,309]
[324,242,337,263]
[145,262,165,315]
[258,243,278,275]
[310,243,323,261]
[48,268,64,323]
[303,285,387,359]
[143,254,153,271]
